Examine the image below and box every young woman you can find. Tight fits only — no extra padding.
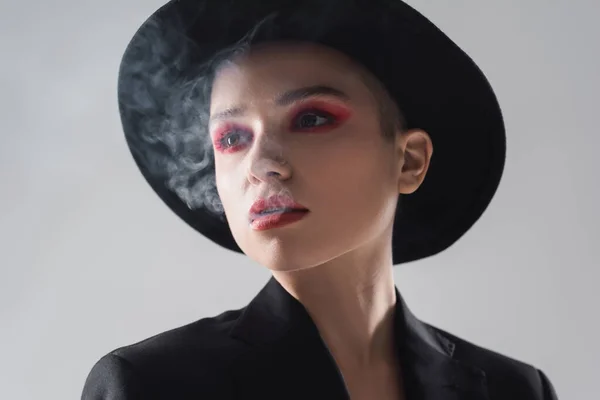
[81,0,558,399]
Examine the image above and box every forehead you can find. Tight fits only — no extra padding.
[210,42,374,110]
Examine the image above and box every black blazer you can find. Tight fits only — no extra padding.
[81,276,559,399]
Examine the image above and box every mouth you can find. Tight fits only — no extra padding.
[249,208,310,231]
[249,207,308,221]
[249,195,309,222]
[254,207,305,216]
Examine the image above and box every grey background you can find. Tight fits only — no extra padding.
[1,0,598,398]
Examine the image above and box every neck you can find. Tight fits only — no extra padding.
[272,238,398,371]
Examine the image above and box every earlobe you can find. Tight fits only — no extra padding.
[397,129,433,194]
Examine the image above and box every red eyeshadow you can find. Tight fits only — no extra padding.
[291,100,352,119]
[288,100,353,132]
[212,122,253,153]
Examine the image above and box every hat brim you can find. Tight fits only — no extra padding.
[118,0,506,265]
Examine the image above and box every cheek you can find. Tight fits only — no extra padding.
[302,137,397,223]
[214,164,241,214]
[302,133,393,190]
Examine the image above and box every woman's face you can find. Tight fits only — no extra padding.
[209,42,427,272]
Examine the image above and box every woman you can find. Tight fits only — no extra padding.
[81,0,558,399]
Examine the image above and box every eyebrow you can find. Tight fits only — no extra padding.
[209,85,350,124]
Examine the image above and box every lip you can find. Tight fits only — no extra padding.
[249,194,308,216]
[250,210,310,231]
[249,194,309,228]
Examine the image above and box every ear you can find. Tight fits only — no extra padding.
[396,129,433,194]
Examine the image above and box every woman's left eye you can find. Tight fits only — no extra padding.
[293,110,335,129]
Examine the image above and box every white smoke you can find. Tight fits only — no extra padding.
[118,12,226,218]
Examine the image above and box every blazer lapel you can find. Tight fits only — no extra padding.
[228,276,490,400]
[228,276,348,398]
[396,291,490,399]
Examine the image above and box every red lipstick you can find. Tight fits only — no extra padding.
[249,194,309,231]
[251,211,309,231]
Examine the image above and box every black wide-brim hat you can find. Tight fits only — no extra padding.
[118,0,506,265]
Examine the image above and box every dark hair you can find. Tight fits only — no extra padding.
[121,12,406,220]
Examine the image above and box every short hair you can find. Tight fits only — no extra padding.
[354,67,407,140]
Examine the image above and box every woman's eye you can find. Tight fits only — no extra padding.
[294,111,335,129]
[216,129,251,151]
[225,133,240,146]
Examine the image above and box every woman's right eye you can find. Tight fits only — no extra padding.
[214,129,252,153]
[224,133,240,147]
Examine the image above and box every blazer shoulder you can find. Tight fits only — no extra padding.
[82,307,248,399]
[111,309,243,356]
[112,307,246,366]
[428,324,558,399]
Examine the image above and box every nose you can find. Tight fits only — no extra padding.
[247,134,292,184]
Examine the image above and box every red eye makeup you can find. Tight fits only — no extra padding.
[210,100,353,153]
[212,123,254,154]
[288,100,353,133]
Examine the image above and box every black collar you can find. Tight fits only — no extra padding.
[228,276,490,399]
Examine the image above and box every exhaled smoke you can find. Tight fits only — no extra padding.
[118,10,297,220]
[119,12,226,218]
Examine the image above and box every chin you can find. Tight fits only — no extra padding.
[242,240,322,273]
[254,249,312,272]
[233,224,345,272]
[263,262,310,273]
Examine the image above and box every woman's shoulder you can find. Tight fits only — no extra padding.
[426,323,558,399]
[109,309,248,370]
[112,307,246,364]
[81,308,248,399]
[429,323,536,370]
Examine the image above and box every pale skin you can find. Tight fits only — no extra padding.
[209,42,433,399]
